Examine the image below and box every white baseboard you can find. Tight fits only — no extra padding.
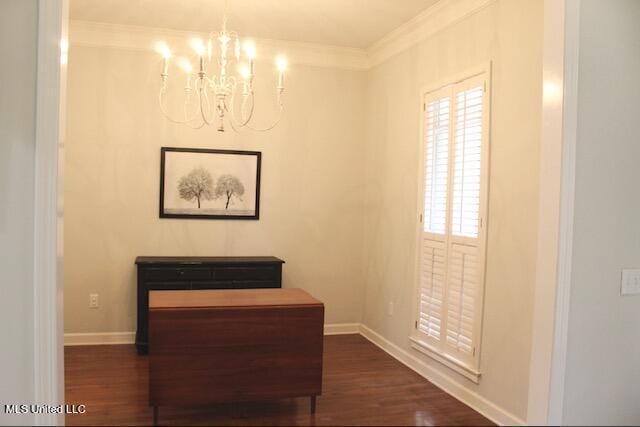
[63,323,522,426]
[64,323,361,346]
[358,324,525,426]
[323,323,360,335]
[64,332,135,346]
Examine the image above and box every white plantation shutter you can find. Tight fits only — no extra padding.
[419,87,450,341]
[416,72,489,372]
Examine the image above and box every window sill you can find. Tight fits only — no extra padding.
[409,336,481,384]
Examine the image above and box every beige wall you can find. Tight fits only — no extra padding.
[64,45,367,333]
[361,0,542,420]
[563,1,640,424]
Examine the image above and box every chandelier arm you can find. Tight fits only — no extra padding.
[186,119,208,130]
[223,93,253,133]
[222,95,241,133]
[183,95,194,122]
[242,109,283,132]
[182,87,207,129]
[180,116,208,130]
[241,92,285,132]
[181,87,207,124]
[180,94,208,130]
[181,89,208,129]
[240,92,256,124]
[228,88,256,128]
[175,87,207,129]
[226,104,241,133]
[197,79,216,126]
[159,85,198,125]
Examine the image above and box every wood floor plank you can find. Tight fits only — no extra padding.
[65,334,493,426]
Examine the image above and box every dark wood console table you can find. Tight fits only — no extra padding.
[148,288,324,426]
[135,256,284,354]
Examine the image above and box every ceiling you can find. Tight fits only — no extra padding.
[69,0,440,49]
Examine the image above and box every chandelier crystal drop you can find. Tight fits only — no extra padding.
[155,7,288,132]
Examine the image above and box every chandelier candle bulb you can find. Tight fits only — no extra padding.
[278,70,284,90]
[239,64,250,80]
[190,38,206,77]
[191,38,205,56]
[155,42,171,78]
[239,65,251,95]
[276,56,288,90]
[244,40,256,60]
[243,41,256,80]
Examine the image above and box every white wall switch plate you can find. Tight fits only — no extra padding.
[621,270,640,296]
[89,293,99,308]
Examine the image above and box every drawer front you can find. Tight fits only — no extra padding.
[233,280,280,289]
[145,267,211,282]
[178,268,211,281]
[147,281,190,290]
[145,268,179,281]
[190,281,234,290]
[214,266,279,281]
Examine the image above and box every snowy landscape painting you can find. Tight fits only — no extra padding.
[160,147,261,219]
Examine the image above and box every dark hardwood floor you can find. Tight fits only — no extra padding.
[65,334,493,426]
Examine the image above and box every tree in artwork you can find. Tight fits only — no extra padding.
[215,174,245,209]
[177,167,214,208]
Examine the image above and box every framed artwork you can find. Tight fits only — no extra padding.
[160,147,261,220]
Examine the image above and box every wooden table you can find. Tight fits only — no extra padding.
[148,288,324,425]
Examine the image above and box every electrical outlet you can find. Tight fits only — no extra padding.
[89,293,99,308]
[388,301,394,316]
[621,270,640,296]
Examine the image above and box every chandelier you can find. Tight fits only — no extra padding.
[154,6,288,132]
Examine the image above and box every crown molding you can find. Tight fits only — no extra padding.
[70,0,497,71]
[367,0,495,68]
[69,20,369,71]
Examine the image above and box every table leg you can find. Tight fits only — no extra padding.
[310,396,317,414]
[153,405,158,426]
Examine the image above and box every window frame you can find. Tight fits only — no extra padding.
[411,63,492,383]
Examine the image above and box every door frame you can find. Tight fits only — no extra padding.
[34,0,67,425]
[33,0,579,425]
[527,0,580,424]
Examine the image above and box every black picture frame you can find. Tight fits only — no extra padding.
[159,147,261,220]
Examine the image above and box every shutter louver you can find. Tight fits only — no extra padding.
[419,240,446,339]
[445,244,478,355]
[452,87,483,238]
[424,98,450,235]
